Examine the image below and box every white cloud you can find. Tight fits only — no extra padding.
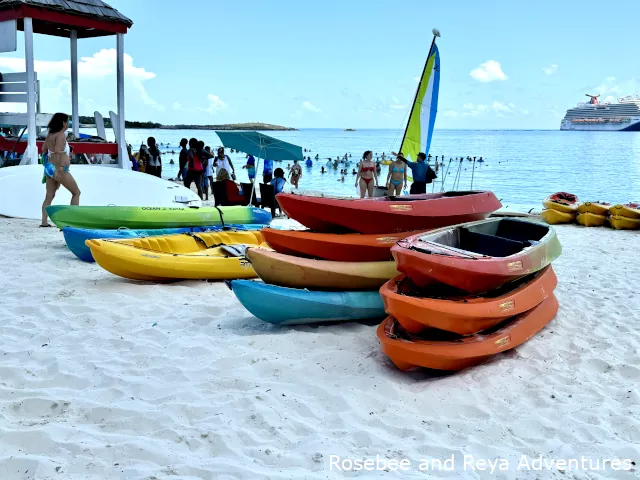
[521,109,529,115]
[390,96,406,110]
[413,76,420,83]
[302,101,321,113]
[202,94,226,114]
[470,60,508,82]
[460,101,516,116]
[591,77,638,99]
[542,64,558,75]
[0,48,163,111]
[172,102,183,111]
[442,110,459,118]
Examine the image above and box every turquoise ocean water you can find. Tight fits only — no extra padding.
[81,128,640,212]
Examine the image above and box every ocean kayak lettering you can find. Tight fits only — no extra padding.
[141,207,185,211]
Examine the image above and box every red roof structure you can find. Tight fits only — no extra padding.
[0,0,132,37]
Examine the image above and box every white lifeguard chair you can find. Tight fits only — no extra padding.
[0,0,132,167]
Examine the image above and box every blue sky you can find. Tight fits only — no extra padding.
[1,0,639,129]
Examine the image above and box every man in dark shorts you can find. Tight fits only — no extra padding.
[177,138,188,181]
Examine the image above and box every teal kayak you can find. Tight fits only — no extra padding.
[46,205,272,229]
[230,280,386,325]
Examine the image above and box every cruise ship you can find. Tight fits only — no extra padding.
[560,94,640,131]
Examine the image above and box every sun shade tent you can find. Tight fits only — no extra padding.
[0,0,133,166]
[215,130,304,204]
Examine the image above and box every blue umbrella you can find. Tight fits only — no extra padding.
[215,131,304,203]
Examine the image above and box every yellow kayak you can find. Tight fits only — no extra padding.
[542,193,578,213]
[541,209,575,225]
[86,231,266,281]
[609,204,640,219]
[608,215,640,230]
[576,212,607,227]
[577,202,610,215]
[245,247,398,290]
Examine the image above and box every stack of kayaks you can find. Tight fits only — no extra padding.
[85,230,268,281]
[608,203,640,230]
[576,202,610,227]
[540,192,578,224]
[230,191,503,326]
[540,195,640,231]
[377,218,561,372]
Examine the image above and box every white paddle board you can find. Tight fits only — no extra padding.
[0,165,201,220]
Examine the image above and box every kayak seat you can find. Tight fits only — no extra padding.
[459,229,528,257]
[494,219,548,242]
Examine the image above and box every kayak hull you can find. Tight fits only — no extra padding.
[46,205,272,229]
[245,247,398,290]
[260,228,422,262]
[541,209,575,225]
[380,266,557,335]
[87,231,265,281]
[231,280,386,325]
[577,202,609,215]
[576,212,607,227]
[276,191,501,234]
[377,294,558,372]
[608,215,640,230]
[609,204,640,219]
[63,224,268,262]
[392,218,562,293]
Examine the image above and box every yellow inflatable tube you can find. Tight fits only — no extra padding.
[86,231,266,281]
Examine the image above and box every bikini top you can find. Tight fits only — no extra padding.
[362,166,375,172]
[47,137,70,157]
[392,164,405,173]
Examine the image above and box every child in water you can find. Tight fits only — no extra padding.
[243,155,256,182]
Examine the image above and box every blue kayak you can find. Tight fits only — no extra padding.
[63,224,269,262]
[231,280,386,325]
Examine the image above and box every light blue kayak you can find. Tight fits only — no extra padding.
[62,224,269,262]
[230,280,386,325]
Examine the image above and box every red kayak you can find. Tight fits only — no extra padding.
[392,218,562,294]
[276,191,502,234]
[260,228,423,262]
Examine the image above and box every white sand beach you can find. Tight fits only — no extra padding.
[0,216,638,479]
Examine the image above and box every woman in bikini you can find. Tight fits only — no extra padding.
[354,150,377,198]
[41,113,81,227]
[386,153,407,196]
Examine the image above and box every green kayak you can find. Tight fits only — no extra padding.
[45,205,272,229]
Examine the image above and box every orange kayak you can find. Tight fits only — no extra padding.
[245,247,398,290]
[377,294,558,372]
[380,266,557,335]
[260,228,423,262]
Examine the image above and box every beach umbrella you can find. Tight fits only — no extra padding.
[215,131,303,204]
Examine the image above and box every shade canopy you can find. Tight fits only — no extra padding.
[215,131,303,162]
[0,0,132,37]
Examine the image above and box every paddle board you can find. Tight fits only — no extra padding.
[0,164,201,220]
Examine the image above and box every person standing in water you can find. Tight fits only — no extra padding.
[386,152,407,196]
[177,138,188,181]
[146,137,162,178]
[289,159,302,188]
[391,151,436,194]
[354,150,377,198]
[41,113,80,227]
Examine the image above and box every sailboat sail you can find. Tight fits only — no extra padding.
[399,44,440,162]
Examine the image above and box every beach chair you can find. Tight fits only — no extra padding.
[259,183,280,218]
[240,182,261,207]
[211,181,228,206]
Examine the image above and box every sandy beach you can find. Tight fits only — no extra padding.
[0,216,638,479]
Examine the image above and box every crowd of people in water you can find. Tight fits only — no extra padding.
[129,139,442,199]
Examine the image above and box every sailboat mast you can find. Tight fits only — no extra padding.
[399,29,440,152]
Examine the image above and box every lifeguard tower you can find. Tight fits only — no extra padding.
[0,0,132,167]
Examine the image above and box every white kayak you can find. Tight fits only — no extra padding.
[0,164,201,220]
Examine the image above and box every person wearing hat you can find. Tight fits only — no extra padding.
[385,152,408,196]
[391,151,436,194]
